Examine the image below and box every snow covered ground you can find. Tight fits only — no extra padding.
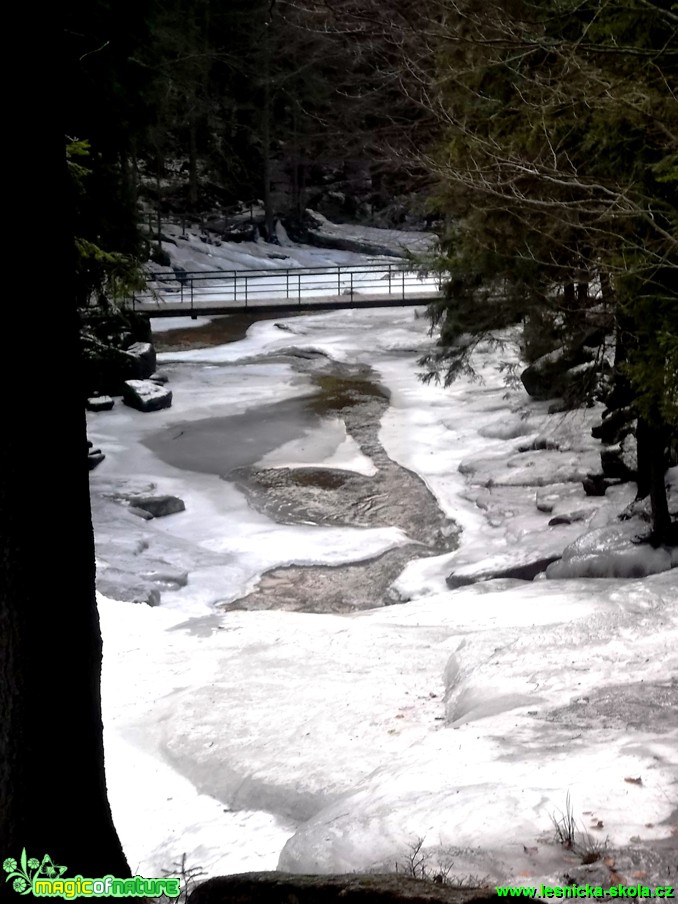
[140,218,439,310]
[90,228,677,886]
[150,212,435,275]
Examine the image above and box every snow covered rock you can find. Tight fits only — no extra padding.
[582,473,622,496]
[87,450,106,470]
[545,521,676,579]
[446,555,560,587]
[520,345,596,402]
[122,379,172,412]
[96,554,187,606]
[125,341,157,379]
[601,433,638,481]
[128,506,154,520]
[86,395,115,412]
[96,571,161,607]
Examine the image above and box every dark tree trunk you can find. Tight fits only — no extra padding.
[0,101,129,880]
[188,117,199,211]
[262,80,275,241]
[262,16,275,242]
[636,416,673,546]
[635,415,652,500]
[131,139,139,209]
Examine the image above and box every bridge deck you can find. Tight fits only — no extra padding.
[130,263,443,318]
[134,292,441,317]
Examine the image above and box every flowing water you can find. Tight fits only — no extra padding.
[147,332,459,613]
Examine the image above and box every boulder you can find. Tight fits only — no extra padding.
[87,451,105,471]
[127,494,185,518]
[122,380,172,412]
[149,371,169,384]
[520,345,596,402]
[600,433,637,481]
[137,560,188,588]
[128,506,154,520]
[86,395,115,412]
[548,511,589,525]
[545,520,677,579]
[446,555,561,588]
[582,473,622,496]
[125,341,156,379]
[96,573,161,607]
[591,406,635,445]
[80,308,153,395]
[187,873,501,904]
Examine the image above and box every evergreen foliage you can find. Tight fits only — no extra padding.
[67,140,145,308]
[413,0,677,539]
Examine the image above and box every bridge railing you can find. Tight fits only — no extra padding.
[131,262,439,312]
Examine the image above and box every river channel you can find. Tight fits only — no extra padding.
[145,330,459,613]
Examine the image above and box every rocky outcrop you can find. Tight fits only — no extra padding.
[187,874,500,904]
[122,380,173,412]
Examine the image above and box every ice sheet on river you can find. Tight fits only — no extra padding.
[92,306,677,884]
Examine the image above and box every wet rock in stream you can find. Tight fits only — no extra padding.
[221,547,420,613]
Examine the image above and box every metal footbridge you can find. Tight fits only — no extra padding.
[130,262,442,318]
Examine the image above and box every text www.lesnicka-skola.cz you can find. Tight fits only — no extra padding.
[496,886,675,899]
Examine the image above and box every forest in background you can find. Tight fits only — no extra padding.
[65,0,676,541]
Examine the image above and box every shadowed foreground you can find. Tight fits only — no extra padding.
[187,873,500,903]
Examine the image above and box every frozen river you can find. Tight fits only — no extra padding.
[88,306,677,886]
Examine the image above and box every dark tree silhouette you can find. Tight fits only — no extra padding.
[0,51,130,879]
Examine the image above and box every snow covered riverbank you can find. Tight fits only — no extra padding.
[90,300,677,886]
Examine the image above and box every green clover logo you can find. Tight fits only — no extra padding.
[3,849,65,896]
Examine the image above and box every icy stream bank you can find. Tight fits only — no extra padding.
[142,362,459,612]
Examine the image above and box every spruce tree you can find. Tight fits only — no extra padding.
[412,0,677,542]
